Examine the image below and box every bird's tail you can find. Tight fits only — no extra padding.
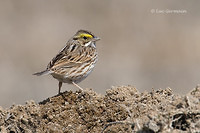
[33,69,50,76]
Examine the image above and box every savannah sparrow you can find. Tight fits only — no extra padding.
[33,30,100,94]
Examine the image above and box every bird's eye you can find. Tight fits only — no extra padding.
[83,36,87,40]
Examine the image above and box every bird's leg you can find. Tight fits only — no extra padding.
[72,82,83,91]
[58,82,63,94]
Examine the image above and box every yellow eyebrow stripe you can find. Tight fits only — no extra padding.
[80,33,93,38]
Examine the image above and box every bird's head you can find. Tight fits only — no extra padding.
[73,30,100,47]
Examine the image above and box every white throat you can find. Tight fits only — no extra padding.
[85,41,92,47]
[84,41,96,48]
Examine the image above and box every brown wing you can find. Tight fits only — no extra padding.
[47,42,95,72]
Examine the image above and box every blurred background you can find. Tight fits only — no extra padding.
[0,0,200,107]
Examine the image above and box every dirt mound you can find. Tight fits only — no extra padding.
[0,86,199,132]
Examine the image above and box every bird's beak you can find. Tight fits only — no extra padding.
[92,37,100,42]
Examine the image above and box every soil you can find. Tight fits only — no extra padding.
[0,86,199,133]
